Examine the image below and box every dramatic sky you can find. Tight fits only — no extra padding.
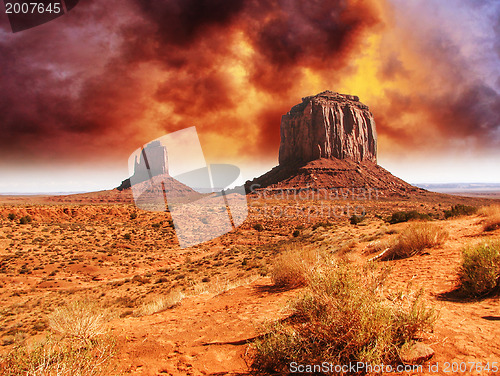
[1,0,499,193]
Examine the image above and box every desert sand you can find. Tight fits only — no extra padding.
[0,189,499,375]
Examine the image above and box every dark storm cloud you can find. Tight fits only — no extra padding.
[2,0,499,166]
[376,83,500,151]
[0,0,151,160]
[375,23,500,151]
[131,0,246,47]
[431,84,500,139]
[246,0,380,92]
[120,0,383,152]
[0,0,383,163]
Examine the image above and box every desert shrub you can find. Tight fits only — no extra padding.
[388,210,430,224]
[292,229,300,237]
[350,214,365,225]
[271,247,320,288]
[253,223,264,232]
[457,241,500,297]
[7,213,15,220]
[381,223,448,260]
[136,290,184,316]
[312,221,332,230]
[0,335,116,376]
[123,233,131,240]
[49,300,110,341]
[478,205,500,232]
[443,204,477,219]
[253,262,436,373]
[129,212,137,220]
[19,215,32,225]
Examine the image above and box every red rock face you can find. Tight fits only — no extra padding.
[279,91,377,166]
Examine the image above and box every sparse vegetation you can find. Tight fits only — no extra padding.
[444,204,477,219]
[387,210,430,224]
[0,335,116,376]
[270,247,320,288]
[253,262,436,373]
[312,220,332,230]
[49,300,111,341]
[253,223,264,232]
[1,299,115,376]
[7,213,16,220]
[350,214,365,225]
[136,290,184,316]
[19,215,32,225]
[479,205,500,232]
[457,241,500,297]
[380,223,448,260]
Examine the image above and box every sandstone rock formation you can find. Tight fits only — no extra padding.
[279,90,377,166]
[245,91,427,198]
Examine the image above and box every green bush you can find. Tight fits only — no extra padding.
[253,262,436,373]
[388,210,430,224]
[457,241,500,297]
[444,204,477,219]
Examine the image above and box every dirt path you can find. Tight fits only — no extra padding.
[112,278,297,375]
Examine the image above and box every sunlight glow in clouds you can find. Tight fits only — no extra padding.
[0,0,499,192]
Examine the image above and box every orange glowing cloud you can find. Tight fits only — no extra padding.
[0,0,499,181]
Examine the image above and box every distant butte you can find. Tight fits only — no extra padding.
[246,91,425,198]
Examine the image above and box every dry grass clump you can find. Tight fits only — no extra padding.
[270,247,321,288]
[2,300,115,376]
[0,335,116,376]
[252,262,436,373]
[457,241,500,298]
[136,290,184,316]
[380,223,448,261]
[478,205,500,232]
[49,300,111,341]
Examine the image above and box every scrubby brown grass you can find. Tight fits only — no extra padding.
[0,335,116,376]
[479,205,500,232]
[270,247,321,288]
[136,290,184,316]
[49,300,111,341]
[457,241,500,298]
[253,262,436,373]
[1,300,115,376]
[380,223,448,261]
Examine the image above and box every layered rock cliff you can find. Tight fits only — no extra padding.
[279,91,377,166]
[245,91,426,198]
